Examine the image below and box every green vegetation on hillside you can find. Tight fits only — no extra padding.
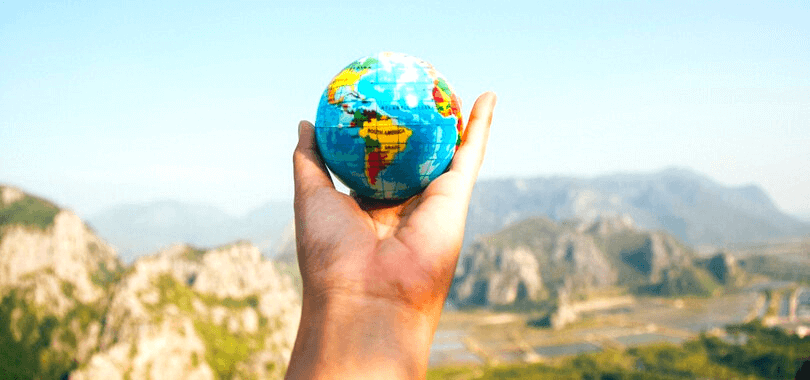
[0,290,69,379]
[182,246,207,262]
[594,231,653,287]
[0,284,104,379]
[428,321,809,380]
[482,217,560,251]
[739,255,810,284]
[150,274,275,380]
[0,193,60,231]
[638,267,721,297]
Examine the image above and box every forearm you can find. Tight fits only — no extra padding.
[285,292,439,380]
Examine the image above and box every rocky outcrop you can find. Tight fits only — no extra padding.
[71,243,300,380]
[453,217,624,307]
[1,185,121,377]
[698,250,745,287]
[618,231,692,284]
[452,215,707,308]
[1,185,302,379]
[577,214,636,236]
[454,245,544,306]
[0,210,120,305]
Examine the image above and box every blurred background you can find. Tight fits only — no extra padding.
[1,1,809,379]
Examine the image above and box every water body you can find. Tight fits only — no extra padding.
[615,333,685,347]
[429,330,481,366]
[534,342,601,358]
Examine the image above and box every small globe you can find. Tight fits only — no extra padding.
[314,52,464,200]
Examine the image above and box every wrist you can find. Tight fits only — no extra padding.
[286,290,438,380]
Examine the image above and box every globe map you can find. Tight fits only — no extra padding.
[314,52,464,199]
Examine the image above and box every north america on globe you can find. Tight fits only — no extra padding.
[314,52,463,200]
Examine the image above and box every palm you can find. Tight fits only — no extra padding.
[296,171,469,311]
[294,92,495,313]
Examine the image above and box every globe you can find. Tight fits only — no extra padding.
[314,52,464,200]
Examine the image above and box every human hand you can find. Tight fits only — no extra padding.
[285,92,496,380]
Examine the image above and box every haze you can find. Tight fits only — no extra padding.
[1,1,808,217]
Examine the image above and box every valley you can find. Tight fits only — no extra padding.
[431,284,809,368]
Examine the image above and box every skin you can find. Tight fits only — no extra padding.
[286,92,496,380]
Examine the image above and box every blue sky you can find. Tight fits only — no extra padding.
[1,1,808,216]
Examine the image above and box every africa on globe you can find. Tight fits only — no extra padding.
[314,52,464,200]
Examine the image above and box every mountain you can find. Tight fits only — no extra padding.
[71,243,300,380]
[89,200,292,262]
[451,215,724,309]
[465,168,808,248]
[1,185,301,379]
[1,185,122,378]
[794,212,810,223]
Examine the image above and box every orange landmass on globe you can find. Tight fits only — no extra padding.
[357,117,413,185]
[431,78,464,148]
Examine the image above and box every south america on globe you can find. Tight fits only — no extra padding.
[314,52,464,200]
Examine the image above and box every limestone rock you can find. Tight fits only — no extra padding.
[0,185,121,377]
[452,214,700,309]
[455,245,543,306]
[1,209,120,306]
[72,242,300,380]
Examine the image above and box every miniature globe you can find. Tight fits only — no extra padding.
[314,52,463,200]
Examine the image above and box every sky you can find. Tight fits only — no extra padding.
[1,1,808,217]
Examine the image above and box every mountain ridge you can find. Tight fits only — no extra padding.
[465,167,808,249]
[89,199,293,263]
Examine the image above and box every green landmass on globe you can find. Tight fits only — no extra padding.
[314,52,464,200]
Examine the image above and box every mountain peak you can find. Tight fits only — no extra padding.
[1,185,62,231]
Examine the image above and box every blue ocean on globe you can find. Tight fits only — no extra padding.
[314,52,464,200]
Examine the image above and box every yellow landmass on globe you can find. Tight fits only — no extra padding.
[357,117,413,185]
[327,67,369,104]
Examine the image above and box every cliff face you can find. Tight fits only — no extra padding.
[452,215,706,307]
[1,185,302,379]
[71,243,300,380]
[0,185,121,378]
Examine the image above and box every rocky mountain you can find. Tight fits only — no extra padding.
[72,243,300,380]
[1,185,122,378]
[1,185,301,379]
[451,215,719,309]
[465,167,808,249]
[89,200,292,263]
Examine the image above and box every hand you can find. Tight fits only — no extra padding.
[285,92,496,380]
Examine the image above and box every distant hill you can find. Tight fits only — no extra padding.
[451,215,730,310]
[793,211,810,223]
[89,200,292,262]
[465,168,808,249]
